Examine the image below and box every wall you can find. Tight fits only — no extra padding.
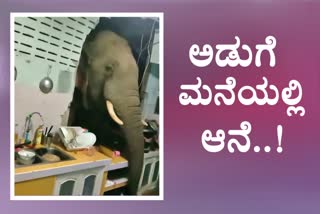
[14,16,97,139]
[141,31,160,121]
[150,30,159,64]
[15,56,76,93]
[14,53,76,138]
[15,82,72,139]
[14,56,76,139]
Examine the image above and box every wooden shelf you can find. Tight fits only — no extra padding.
[103,177,128,192]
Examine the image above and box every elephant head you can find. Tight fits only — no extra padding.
[81,30,144,195]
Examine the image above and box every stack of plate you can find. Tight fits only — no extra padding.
[58,127,96,151]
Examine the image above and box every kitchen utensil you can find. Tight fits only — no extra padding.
[46,134,53,148]
[32,125,44,146]
[41,133,53,148]
[15,67,17,81]
[15,124,19,144]
[17,149,36,165]
[143,125,157,139]
[42,153,61,162]
[73,132,96,148]
[47,125,53,136]
[15,140,32,148]
[39,65,54,94]
[58,127,95,151]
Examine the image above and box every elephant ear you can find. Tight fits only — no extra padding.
[78,35,97,110]
[83,40,95,65]
[82,28,101,63]
[76,50,89,110]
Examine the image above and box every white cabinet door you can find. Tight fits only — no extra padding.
[54,166,105,196]
[54,171,80,196]
[138,157,159,195]
[78,167,104,196]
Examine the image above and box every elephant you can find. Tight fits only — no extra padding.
[69,30,144,195]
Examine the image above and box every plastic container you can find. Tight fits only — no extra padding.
[33,125,44,146]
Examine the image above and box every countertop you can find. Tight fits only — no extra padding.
[15,142,128,182]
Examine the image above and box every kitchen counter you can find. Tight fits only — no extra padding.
[98,145,128,171]
[15,143,113,183]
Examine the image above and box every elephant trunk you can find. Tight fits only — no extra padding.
[106,97,144,195]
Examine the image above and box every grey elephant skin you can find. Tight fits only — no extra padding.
[69,30,144,195]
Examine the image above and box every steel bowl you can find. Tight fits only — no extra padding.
[39,77,54,94]
[17,149,36,165]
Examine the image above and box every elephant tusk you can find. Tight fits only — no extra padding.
[106,100,124,126]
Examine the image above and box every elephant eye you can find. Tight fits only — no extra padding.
[105,64,113,73]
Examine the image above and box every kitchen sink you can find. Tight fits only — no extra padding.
[15,147,75,168]
[35,148,74,161]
